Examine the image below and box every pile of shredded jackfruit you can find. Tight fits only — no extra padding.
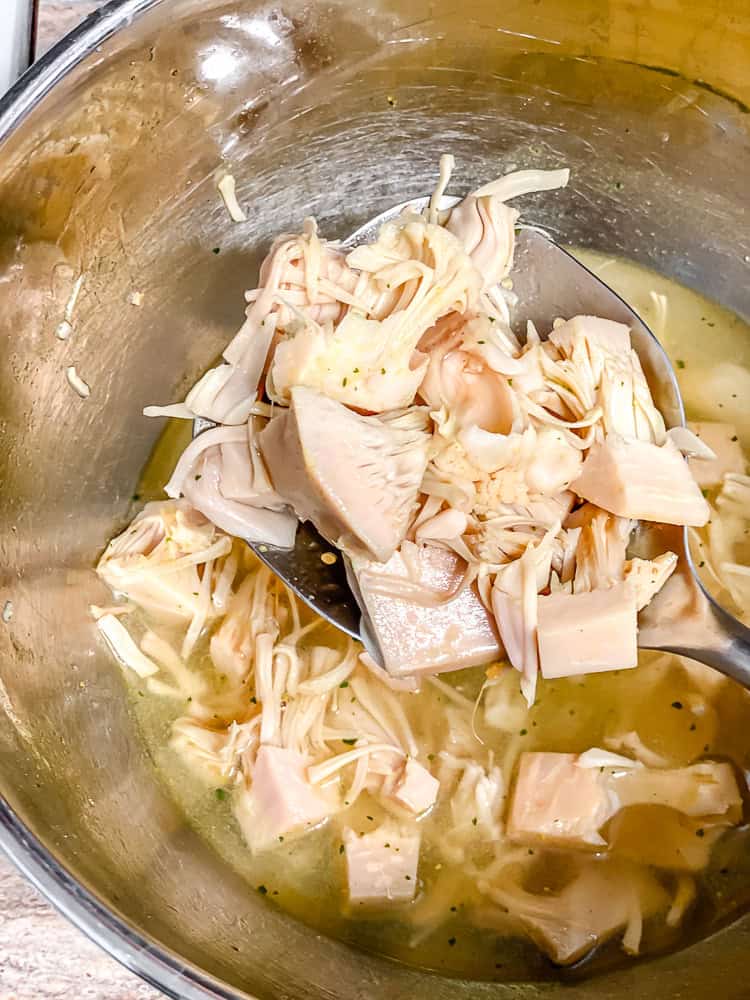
[92,158,749,965]
[139,155,713,705]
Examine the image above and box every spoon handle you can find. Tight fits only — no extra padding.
[639,571,750,687]
[665,602,750,686]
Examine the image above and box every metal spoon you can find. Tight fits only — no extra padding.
[211,194,750,688]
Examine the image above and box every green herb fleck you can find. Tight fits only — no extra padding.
[342,738,357,746]
[381,367,386,375]
[676,359,686,369]
[215,787,227,801]
[731,435,739,442]
[250,696,257,704]
[339,844,345,854]
[339,680,349,688]
[448,936,457,947]
[427,753,436,761]
[671,701,683,710]
[696,828,705,838]
[342,377,348,387]
[471,817,478,826]
[257,884,268,895]
[212,247,221,255]
[520,728,528,736]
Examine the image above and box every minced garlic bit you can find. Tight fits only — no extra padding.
[649,290,669,340]
[65,274,85,322]
[217,173,247,223]
[2,600,13,623]
[128,291,144,307]
[55,275,85,340]
[65,365,91,398]
[89,603,134,620]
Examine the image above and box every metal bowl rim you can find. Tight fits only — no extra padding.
[1,2,747,997]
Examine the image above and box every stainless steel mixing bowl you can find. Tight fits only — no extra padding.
[1,1,749,997]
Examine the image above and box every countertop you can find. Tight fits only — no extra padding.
[0,861,163,1000]
[35,0,105,57]
[1,13,164,1000]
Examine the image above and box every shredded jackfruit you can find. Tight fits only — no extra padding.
[92,157,749,967]
[139,158,703,707]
